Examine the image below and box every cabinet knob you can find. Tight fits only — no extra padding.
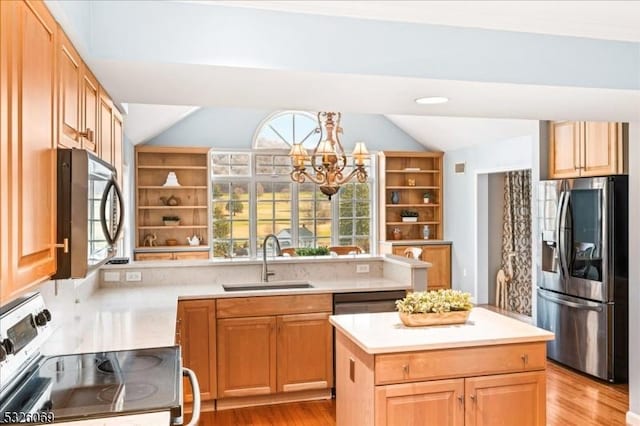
[470,394,476,402]
[402,364,410,375]
[457,395,464,404]
[521,353,529,365]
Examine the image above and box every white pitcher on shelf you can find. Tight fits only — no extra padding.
[186,235,200,246]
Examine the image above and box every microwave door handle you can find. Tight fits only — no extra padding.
[100,178,124,246]
[182,368,201,426]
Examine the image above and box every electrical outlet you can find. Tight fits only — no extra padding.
[103,271,120,282]
[125,271,142,282]
[356,264,370,273]
[463,268,467,277]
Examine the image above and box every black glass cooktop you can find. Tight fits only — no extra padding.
[0,346,181,423]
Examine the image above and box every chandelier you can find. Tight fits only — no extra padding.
[289,112,369,199]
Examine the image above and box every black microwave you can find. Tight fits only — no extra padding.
[54,149,124,279]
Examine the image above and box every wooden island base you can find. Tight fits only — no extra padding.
[335,331,547,426]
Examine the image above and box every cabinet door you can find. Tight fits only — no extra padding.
[112,107,123,181]
[217,316,276,397]
[80,67,99,153]
[2,0,58,301]
[57,28,81,149]
[465,371,545,426]
[375,379,464,426]
[0,1,8,296]
[549,121,580,178]
[177,299,216,402]
[98,88,113,164]
[277,312,333,392]
[134,252,174,261]
[174,251,209,260]
[422,245,451,290]
[582,122,620,177]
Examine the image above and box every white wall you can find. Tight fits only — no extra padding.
[628,121,640,423]
[487,173,505,304]
[444,127,538,300]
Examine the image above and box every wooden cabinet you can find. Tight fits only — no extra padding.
[375,379,464,426]
[549,121,627,178]
[134,250,209,261]
[277,313,333,392]
[217,316,277,397]
[465,371,545,426]
[135,146,210,260]
[112,108,123,181]
[390,243,452,290]
[336,331,547,426]
[0,0,58,301]
[57,27,81,149]
[378,152,444,242]
[80,66,99,153]
[176,299,217,403]
[216,295,333,406]
[98,88,113,162]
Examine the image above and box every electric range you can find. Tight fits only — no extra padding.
[0,293,200,425]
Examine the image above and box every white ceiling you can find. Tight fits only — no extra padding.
[206,1,640,42]
[123,104,199,144]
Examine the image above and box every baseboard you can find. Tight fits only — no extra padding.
[627,410,640,426]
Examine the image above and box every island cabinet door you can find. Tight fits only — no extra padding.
[276,312,333,392]
[374,379,464,426]
[217,316,277,397]
[464,371,546,426]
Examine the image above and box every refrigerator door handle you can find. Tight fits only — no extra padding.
[556,191,566,277]
[558,190,571,279]
[538,291,603,312]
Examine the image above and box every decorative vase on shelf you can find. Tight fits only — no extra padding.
[392,227,402,240]
[423,225,430,240]
[391,191,400,204]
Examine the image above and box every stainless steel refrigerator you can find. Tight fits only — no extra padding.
[536,176,628,382]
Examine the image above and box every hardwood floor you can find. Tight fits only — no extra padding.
[198,361,629,425]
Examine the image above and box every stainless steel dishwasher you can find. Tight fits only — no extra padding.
[333,290,407,314]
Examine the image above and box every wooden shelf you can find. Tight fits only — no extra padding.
[386,170,440,174]
[138,165,207,170]
[386,204,440,208]
[135,147,210,259]
[386,186,439,190]
[138,206,207,210]
[138,186,208,189]
[139,225,208,229]
[388,221,440,225]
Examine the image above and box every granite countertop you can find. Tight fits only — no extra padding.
[329,307,554,354]
[43,278,410,356]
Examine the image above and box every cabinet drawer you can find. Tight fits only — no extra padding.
[217,294,332,318]
[375,342,546,385]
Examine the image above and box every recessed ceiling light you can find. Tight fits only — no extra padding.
[415,96,449,105]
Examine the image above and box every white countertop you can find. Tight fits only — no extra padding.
[329,307,554,354]
[43,278,409,356]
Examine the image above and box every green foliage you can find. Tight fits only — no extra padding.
[423,191,433,198]
[400,210,419,217]
[294,246,330,256]
[395,290,473,314]
[225,192,244,216]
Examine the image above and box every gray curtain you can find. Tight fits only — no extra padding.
[502,170,532,316]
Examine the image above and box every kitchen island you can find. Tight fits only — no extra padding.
[330,308,554,426]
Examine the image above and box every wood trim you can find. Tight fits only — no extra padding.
[374,342,546,385]
[135,145,210,155]
[281,381,328,392]
[215,389,331,411]
[216,294,332,318]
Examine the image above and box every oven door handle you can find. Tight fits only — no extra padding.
[99,177,125,246]
[182,367,200,426]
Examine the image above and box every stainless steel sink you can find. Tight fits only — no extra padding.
[222,281,314,291]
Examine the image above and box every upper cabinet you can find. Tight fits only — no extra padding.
[57,28,82,149]
[98,88,114,163]
[1,0,58,301]
[378,151,444,243]
[549,121,628,178]
[80,66,99,153]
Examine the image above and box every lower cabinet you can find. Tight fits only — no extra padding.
[135,251,209,261]
[176,299,217,403]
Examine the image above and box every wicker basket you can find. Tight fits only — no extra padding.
[399,310,470,327]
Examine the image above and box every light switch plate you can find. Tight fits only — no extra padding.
[356,264,370,273]
[103,271,120,282]
[125,271,142,282]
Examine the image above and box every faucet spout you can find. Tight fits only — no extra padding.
[262,234,282,282]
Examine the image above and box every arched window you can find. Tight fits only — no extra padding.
[253,111,318,150]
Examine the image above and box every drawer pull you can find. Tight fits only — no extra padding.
[457,395,464,404]
[402,364,410,375]
[521,353,529,366]
[470,395,476,402]
[349,358,355,382]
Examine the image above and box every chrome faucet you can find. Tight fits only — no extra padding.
[262,234,282,282]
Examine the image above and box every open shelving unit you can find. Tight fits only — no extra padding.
[134,146,211,260]
[378,151,444,242]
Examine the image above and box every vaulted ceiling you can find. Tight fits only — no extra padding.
[45,0,640,149]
